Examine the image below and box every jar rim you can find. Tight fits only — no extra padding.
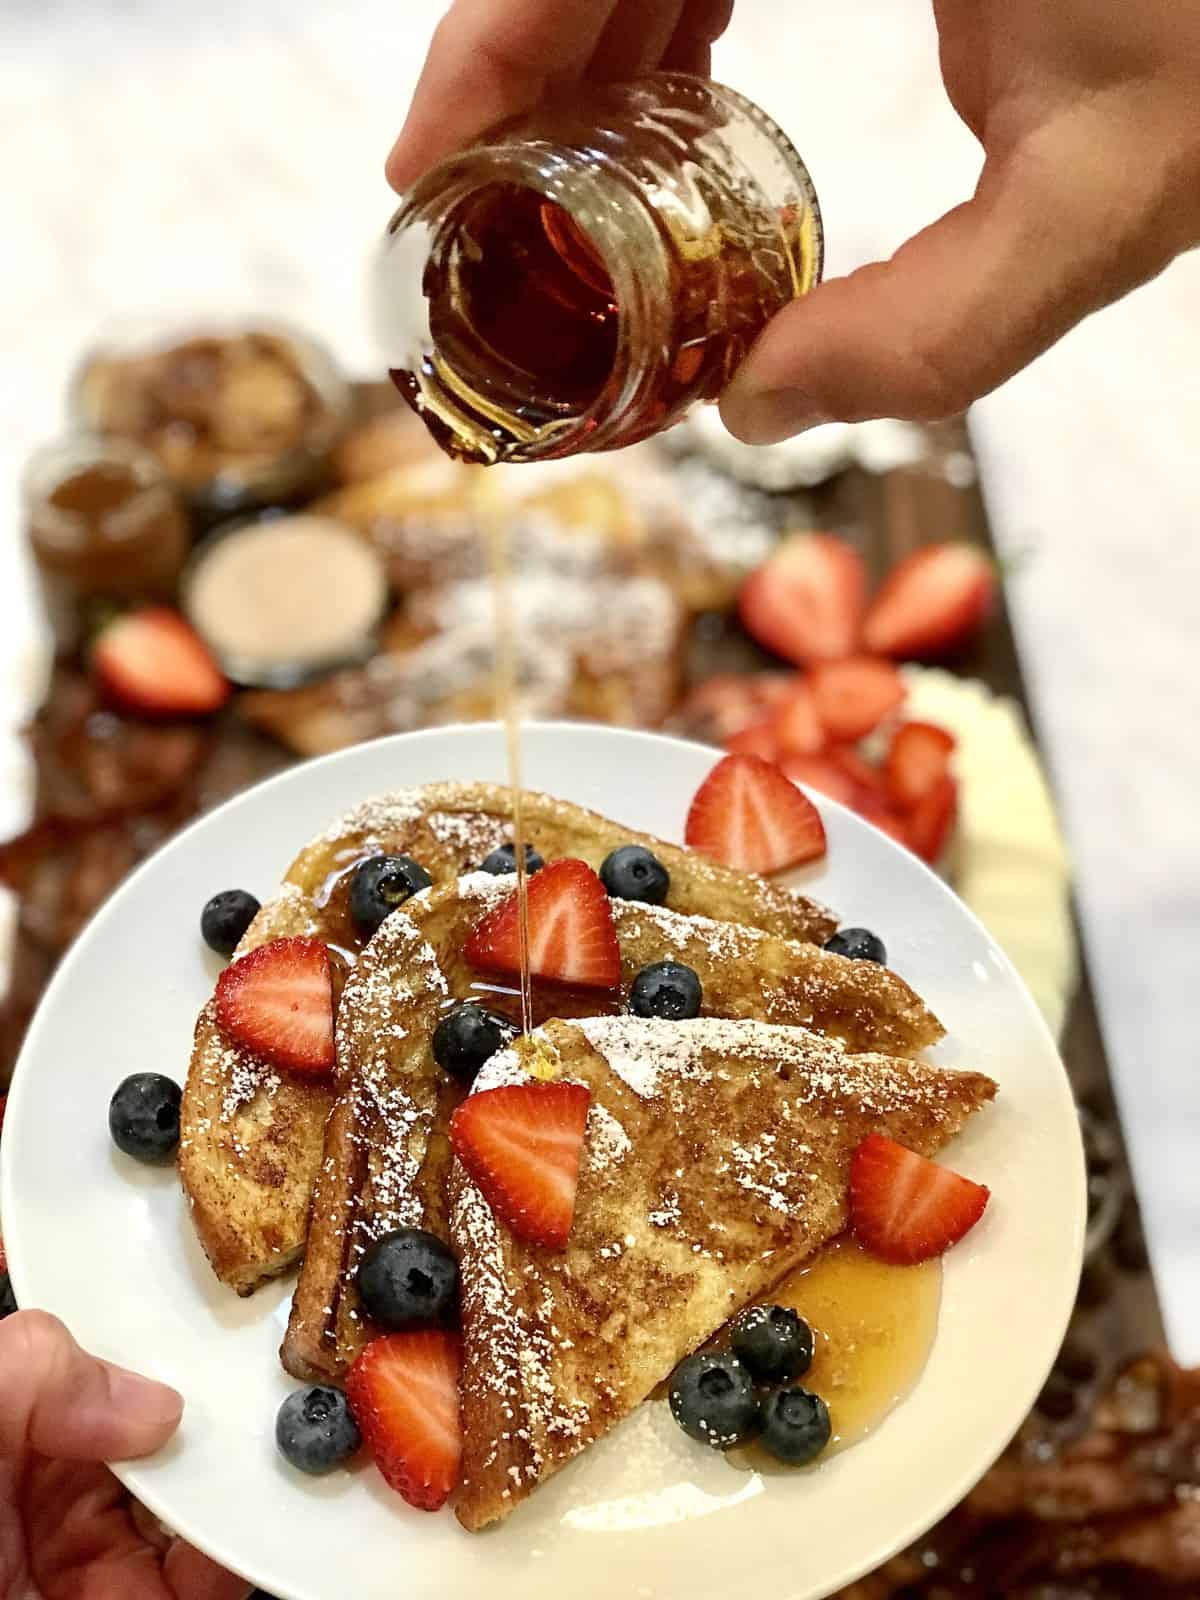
[381,142,674,462]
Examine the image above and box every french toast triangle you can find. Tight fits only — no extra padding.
[281,878,946,1385]
[450,1018,997,1532]
[180,783,838,1295]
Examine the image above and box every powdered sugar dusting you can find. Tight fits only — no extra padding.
[586,1103,631,1171]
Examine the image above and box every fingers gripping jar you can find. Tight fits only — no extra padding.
[375,74,822,464]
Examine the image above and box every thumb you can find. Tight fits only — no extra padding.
[719,152,1154,442]
[0,1311,183,1468]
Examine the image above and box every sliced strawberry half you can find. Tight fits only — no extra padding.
[905,773,959,864]
[863,542,996,660]
[778,752,858,808]
[685,753,827,873]
[465,858,620,989]
[0,1092,6,1142]
[215,936,334,1075]
[346,1330,462,1511]
[0,1227,7,1278]
[810,657,906,742]
[739,533,867,665]
[850,1133,989,1264]
[767,680,824,755]
[450,1080,591,1250]
[93,607,230,717]
[723,720,781,761]
[885,721,957,812]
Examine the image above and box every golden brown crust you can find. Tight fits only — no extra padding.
[452,1019,996,1530]
[181,784,836,1297]
[281,877,941,1383]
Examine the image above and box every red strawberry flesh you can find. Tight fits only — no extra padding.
[904,773,959,864]
[685,753,826,873]
[863,543,995,660]
[885,721,957,812]
[850,1133,989,1265]
[810,657,906,743]
[464,858,620,989]
[738,533,867,665]
[450,1080,591,1249]
[347,1330,462,1511]
[215,936,334,1075]
[768,681,824,755]
[93,607,230,717]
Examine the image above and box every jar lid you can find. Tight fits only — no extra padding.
[182,513,388,688]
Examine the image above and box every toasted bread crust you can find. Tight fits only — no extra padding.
[281,879,942,1383]
[181,785,836,1294]
[452,1019,996,1530]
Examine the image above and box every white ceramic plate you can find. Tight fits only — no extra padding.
[2,723,1085,1600]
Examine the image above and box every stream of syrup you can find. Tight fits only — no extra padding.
[481,486,534,1035]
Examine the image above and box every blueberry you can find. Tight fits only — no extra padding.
[599,845,670,906]
[668,1352,760,1450]
[356,1227,458,1329]
[0,1273,16,1321]
[629,961,702,1021]
[108,1073,182,1163]
[200,889,261,958]
[432,1003,514,1084]
[349,854,433,938]
[275,1385,361,1474]
[480,842,544,877]
[759,1386,832,1465]
[730,1304,814,1385]
[823,927,887,965]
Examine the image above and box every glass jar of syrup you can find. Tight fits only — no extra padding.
[24,435,190,655]
[375,73,822,466]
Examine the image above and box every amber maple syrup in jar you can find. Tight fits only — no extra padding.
[375,73,822,465]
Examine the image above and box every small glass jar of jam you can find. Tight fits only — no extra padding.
[24,435,190,654]
[375,73,822,465]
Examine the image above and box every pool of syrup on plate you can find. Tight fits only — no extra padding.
[731,1237,942,1467]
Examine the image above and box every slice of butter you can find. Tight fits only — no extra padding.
[903,666,1077,1040]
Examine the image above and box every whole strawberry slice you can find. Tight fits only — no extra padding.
[450,1080,591,1249]
[885,721,957,812]
[346,1330,462,1511]
[850,1133,989,1264]
[905,773,959,864]
[215,936,334,1075]
[739,533,867,665]
[93,607,230,717]
[686,753,826,873]
[465,858,620,989]
[863,543,995,660]
[810,657,906,742]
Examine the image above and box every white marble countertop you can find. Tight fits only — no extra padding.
[3,0,1198,1357]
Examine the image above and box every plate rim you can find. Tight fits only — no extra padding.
[1,720,1086,1600]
